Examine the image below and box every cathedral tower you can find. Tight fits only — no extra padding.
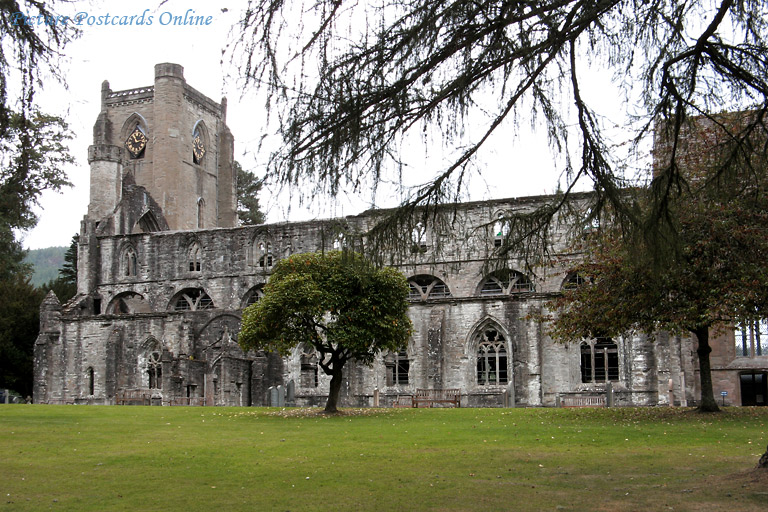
[87,63,236,233]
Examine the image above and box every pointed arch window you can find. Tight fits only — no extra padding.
[122,245,138,277]
[479,270,533,296]
[256,241,274,268]
[493,214,510,248]
[408,275,451,300]
[188,243,202,272]
[197,198,205,229]
[147,351,162,389]
[476,327,508,385]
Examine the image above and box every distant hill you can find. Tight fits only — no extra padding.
[24,246,67,288]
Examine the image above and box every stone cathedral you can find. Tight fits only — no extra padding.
[33,64,767,408]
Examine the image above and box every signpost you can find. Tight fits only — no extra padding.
[720,390,728,406]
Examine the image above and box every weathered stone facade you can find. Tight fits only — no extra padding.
[34,64,764,407]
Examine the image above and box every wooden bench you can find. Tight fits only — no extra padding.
[392,395,414,408]
[559,395,606,408]
[412,388,461,408]
[116,389,151,406]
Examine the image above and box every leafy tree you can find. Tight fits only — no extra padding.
[239,251,412,412]
[546,190,768,412]
[234,0,768,259]
[0,272,45,397]
[236,161,266,225]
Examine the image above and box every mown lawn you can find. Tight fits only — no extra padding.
[0,405,766,511]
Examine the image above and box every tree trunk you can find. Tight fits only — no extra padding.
[324,366,345,413]
[692,325,719,412]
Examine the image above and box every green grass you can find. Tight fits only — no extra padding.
[1,406,766,511]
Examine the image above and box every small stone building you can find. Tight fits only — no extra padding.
[33,64,766,407]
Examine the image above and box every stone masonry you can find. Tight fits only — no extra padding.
[34,63,763,408]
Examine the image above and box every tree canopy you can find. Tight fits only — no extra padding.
[546,185,768,411]
[239,251,412,412]
[236,161,267,225]
[234,0,768,259]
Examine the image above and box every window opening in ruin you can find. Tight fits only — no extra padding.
[563,272,587,289]
[173,289,215,311]
[300,347,319,388]
[123,246,138,277]
[332,233,345,250]
[188,244,201,272]
[147,351,162,389]
[476,328,508,385]
[408,275,451,300]
[93,298,101,315]
[411,222,428,253]
[386,349,410,386]
[736,319,768,357]
[580,338,619,383]
[479,271,533,296]
[257,242,274,268]
[244,287,264,308]
[87,367,94,395]
[493,215,510,248]
[186,385,197,398]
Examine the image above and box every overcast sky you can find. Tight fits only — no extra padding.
[23,0,628,249]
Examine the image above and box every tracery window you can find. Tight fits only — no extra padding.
[476,328,508,385]
[385,349,410,386]
[493,214,510,248]
[122,245,138,277]
[479,270,533,296]
[188,243,202,272]
[580,338,619,383]
[172,288,215,311]
[147,351,162,389]
[735,319,768,357]
[408,275,451,300]
[257,241,274,268]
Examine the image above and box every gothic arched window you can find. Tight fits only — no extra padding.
[476,327,508,385]
[188,243,202,272]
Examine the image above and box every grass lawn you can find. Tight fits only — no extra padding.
[1,405,766,511]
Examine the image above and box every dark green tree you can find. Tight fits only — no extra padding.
[546,188,768,412]
[234,0,768,259]
[58,233,78,285]
[239,251,412,412]
[236,161,266,225]
[0,272,45,397]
